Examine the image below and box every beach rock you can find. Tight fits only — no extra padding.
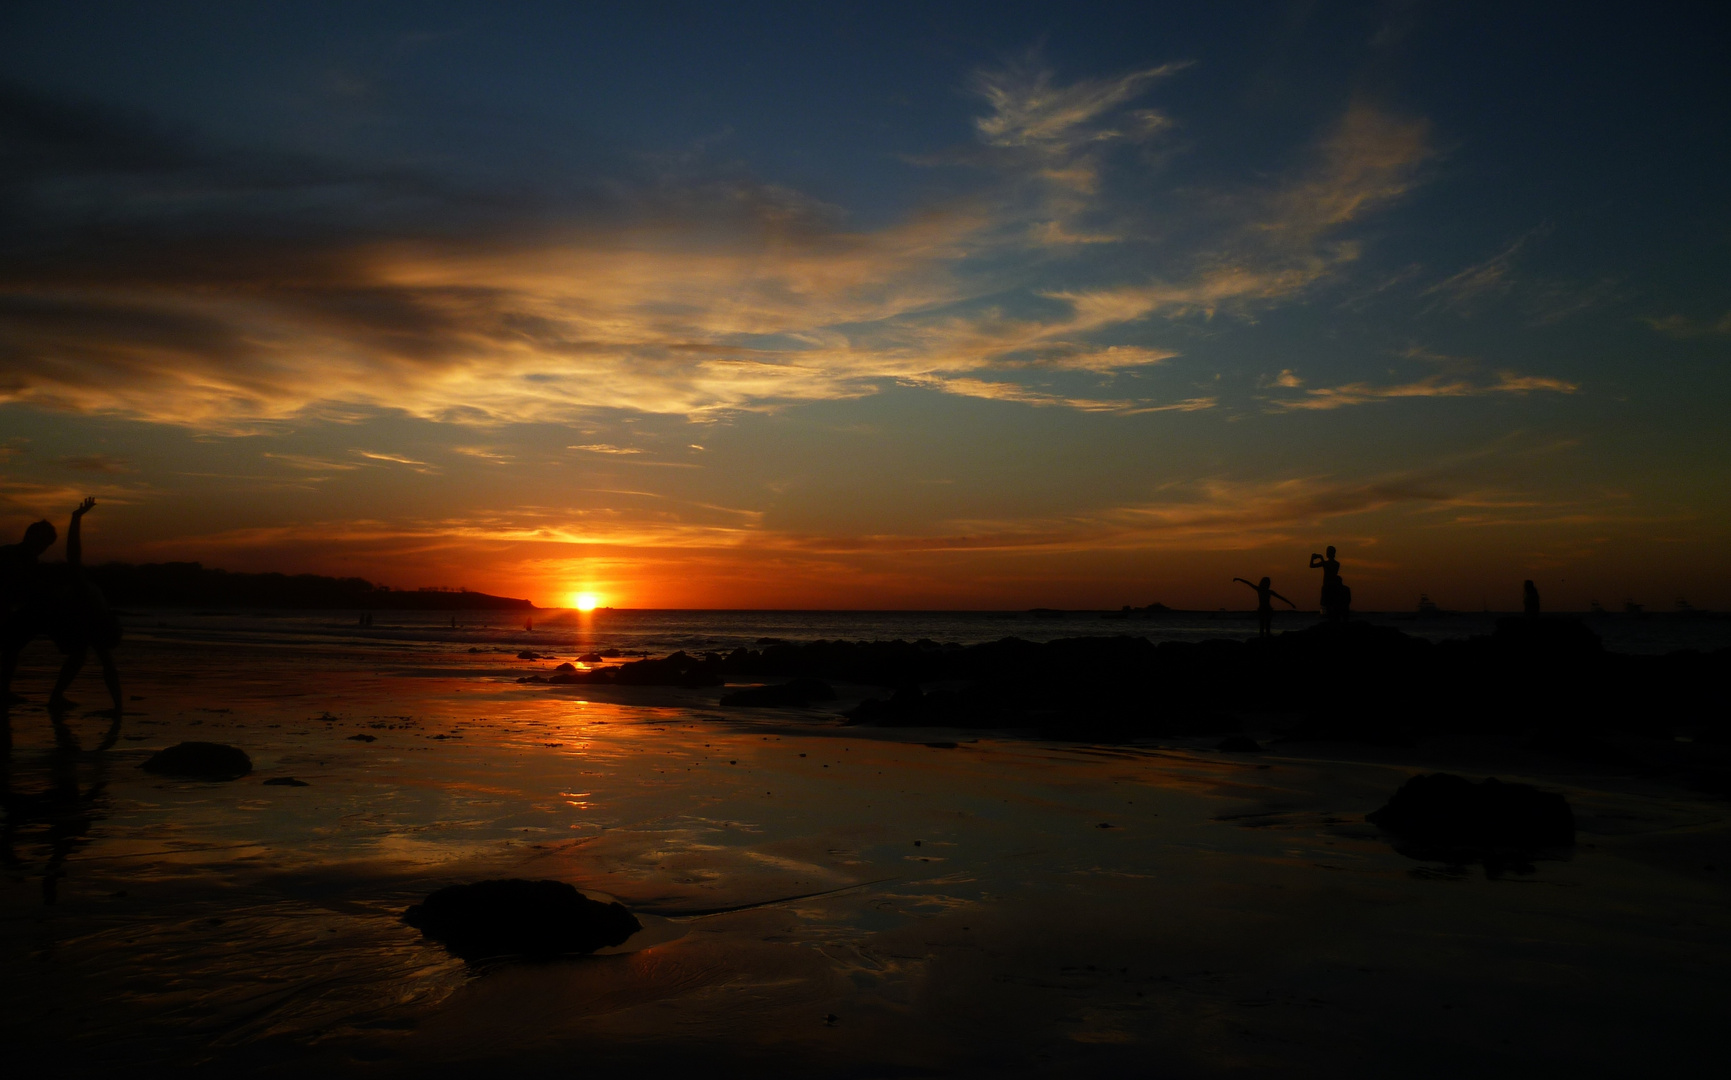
[553,662,577,675]
[1368,773,1574,864]
[403,879,642,961]
[141,742,252,781]
[263,777,309,787]
[719,678,836,708]
[578,652,604,663]
[1217,735,1262,753]
[517,650,542,660]
[346,733,376,742]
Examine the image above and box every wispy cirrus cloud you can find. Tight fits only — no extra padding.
[1269,370,1578,411]
[1645,310,1731,337]
[0,68,1435,430]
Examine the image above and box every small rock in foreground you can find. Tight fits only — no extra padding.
[1368,772,1574,866]
[141,742,252,781]
[263,777,309,787]
[346,733,376,742]
[404,879,643,961]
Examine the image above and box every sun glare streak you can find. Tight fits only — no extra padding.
[572,592,600,611]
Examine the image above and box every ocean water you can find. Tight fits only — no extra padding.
[118,606,1731,660]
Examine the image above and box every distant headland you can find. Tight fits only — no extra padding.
[85,562,535,611]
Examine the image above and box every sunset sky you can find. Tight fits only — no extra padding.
[3,2,1728,610]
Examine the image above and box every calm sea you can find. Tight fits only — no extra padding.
[116,607,1731,658]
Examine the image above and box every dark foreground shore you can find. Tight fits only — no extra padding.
[2,623,1727,1077]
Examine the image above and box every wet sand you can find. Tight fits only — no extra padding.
[3,635,1728,1077]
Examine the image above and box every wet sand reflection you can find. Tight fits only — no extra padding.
[1,637,1728,1075]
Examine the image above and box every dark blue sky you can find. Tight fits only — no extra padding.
[2,1,1728,608]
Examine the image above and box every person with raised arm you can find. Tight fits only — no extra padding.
[47,498,123,719]
[1309,545,1352,623]
[2,516,58,704]
[1233,576,1297,639]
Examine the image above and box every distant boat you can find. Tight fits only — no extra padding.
[1589,599,1606,615]
[1416,594,1441,616]
[1623,600,1644,616]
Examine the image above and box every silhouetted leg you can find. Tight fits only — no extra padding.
[95,647,122,716]
[49,645,87,710]
[1,641,19,703]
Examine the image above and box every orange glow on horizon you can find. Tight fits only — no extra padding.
[572,592,600,611]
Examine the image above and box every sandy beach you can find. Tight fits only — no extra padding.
[4,619,1727,1078]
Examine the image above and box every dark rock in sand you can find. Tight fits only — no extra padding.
[553,662,577,675]
[346,733,376,742]
[578,652,604,663]
[404,878,642,961]
[517,650,542,660]
[263,777,309,787]
[1368,773,1574,866]
[719,678,837,708]
[141,741,252,781]
[1217,735,1262,753]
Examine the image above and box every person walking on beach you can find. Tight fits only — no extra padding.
[1233,576,1296,638]
[47,498,122,716]
[2,517,57,703]
[1309,545,1352,623]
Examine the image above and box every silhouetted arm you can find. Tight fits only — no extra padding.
[1308,554,1324,568]
[67,497,95,569]
[1270,590,1297,608]
[1232,578,1258,592]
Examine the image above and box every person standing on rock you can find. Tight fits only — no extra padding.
[47,498,122,717]
[1309,546,1352,623]
[1233,576,1297,638]
[2,516,58,704]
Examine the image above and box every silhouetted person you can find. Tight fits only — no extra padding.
[47,498,122,716]
[1523,580,1541,618]
[1233,576,1296,638]
[1309,545,1352,623]
[2,517,57,703]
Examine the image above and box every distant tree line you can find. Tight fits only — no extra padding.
[85,562,534,610]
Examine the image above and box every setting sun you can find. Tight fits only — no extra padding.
[572,592,600,611]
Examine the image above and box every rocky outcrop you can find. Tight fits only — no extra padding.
[718,678,836,707]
